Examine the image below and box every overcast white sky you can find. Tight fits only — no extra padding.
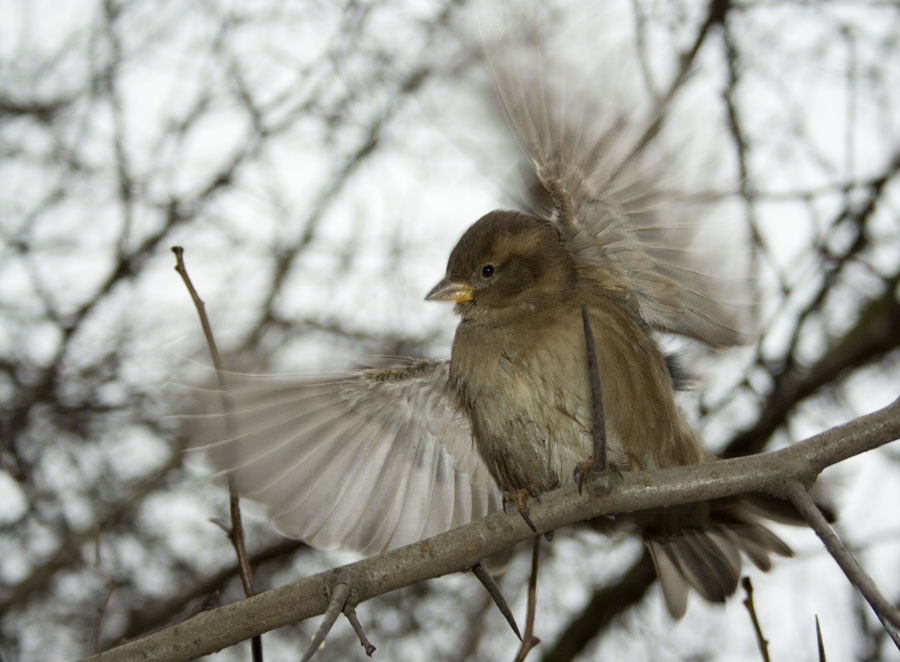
[1,1,899,660]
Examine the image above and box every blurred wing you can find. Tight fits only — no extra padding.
[485,34,757,347]
[191,359,501,556]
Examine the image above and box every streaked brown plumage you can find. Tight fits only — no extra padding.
[431,211,705,481]
[422,209,790,617]
[192,27,804,618]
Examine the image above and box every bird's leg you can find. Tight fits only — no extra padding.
[578,305,621,496]
[503,488,539,532]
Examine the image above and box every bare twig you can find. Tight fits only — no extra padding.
[172,246,263,661]
[741,577,770,662]
[91,581,122,654]
[120,541,305,641]
[783,480,900,650]
[344,604,376,657]
[171,247,226,380]
[512,537,541,662]
[618,0,732,172]
[574,305,616,495]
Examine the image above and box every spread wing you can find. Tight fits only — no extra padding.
[485,32,758,347]
[188,359,501,556]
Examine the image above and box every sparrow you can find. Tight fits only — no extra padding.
[193,34,802,618]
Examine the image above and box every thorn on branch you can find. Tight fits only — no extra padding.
[815,615,827,662]
[301,583,350,662]
[581,305,607,474]
[209,517,231,535]
[471,562,521,640]
[579,305,620,497]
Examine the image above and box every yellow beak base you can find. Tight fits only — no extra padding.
[425,278,473,303]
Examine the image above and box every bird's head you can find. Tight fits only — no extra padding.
[426,210,578,324]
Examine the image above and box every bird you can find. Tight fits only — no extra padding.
[191,25,806,619]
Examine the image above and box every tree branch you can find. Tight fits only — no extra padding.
[785,481,900,648]
[80,396,900,662]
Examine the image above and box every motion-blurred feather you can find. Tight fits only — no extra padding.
[185,10,816,620]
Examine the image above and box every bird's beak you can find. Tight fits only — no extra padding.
[425,277,473,303]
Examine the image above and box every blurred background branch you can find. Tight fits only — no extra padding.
[1,1,899,660]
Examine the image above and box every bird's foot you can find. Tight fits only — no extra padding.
[574,457,622,496]
[573,457,594,494]
[503,488,539,532]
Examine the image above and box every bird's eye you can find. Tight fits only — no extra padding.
[481,265,495,278]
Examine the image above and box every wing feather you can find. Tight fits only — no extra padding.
[485,30,758,346]
[189,359,501,555]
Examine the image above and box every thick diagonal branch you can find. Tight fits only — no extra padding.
[81,396,900,662]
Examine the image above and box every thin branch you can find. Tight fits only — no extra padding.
[513,537,542,662]
[171,247,226,378]
[784,480,900,650]
[299,568,375,661]
[0,448,186,615]
[344,604,376,658]
[91,581,122,654]
[120,539,305,641]
[619,0,732,171]
[172,246,262,662]
[741,577,770,662]
[79,396,900,662]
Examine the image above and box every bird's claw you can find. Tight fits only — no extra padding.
[503,488,538,532]
[573,457,594,495]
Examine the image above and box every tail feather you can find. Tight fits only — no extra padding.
[645,497,797,617]
[740,491,836,525]
[647,539,689,618]
[722,527,778,571]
